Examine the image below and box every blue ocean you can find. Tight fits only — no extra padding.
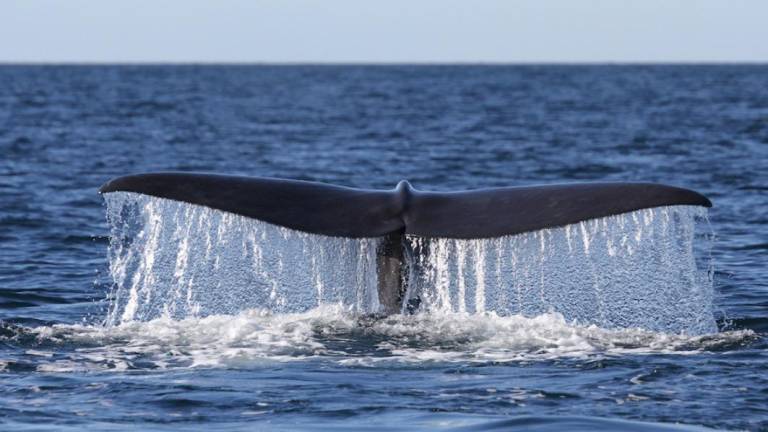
[0,65,766,431]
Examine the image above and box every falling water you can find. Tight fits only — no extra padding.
[103,193,716,334]
[104,192,381,325]
[404,206,716,334]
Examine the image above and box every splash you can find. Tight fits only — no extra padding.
[405,206,716,334]
[23,307,752,372]
[103,192,716,334]
[104,192,381,325]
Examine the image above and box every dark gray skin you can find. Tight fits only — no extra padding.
[100,173,712,313]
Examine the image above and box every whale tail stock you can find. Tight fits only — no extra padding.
[99,173,712,313]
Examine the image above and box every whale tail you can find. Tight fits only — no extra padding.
[100,172,712,313]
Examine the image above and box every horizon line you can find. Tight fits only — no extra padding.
[1,60,768,66]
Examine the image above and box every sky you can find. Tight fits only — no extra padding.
[0,0,766,63]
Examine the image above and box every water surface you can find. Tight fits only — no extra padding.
[0,65,766,431]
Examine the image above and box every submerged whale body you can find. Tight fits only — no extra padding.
[99,173,712,313]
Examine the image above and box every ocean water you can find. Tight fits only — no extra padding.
[0,65,766,431]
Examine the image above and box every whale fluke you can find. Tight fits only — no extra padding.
[100,172,711,314]
[100,172,711,239]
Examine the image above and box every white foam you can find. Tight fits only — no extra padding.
[32,307,752,372]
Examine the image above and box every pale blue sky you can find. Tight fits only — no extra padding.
[1,0,766,63]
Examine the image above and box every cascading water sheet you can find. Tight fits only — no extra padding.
[405,206,716,334]
[104,192,716,335]
[104,192,381,325]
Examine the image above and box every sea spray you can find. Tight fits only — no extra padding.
[103,192,716,334]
